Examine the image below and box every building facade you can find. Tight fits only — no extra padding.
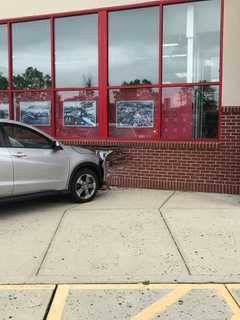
[0,0,239,194]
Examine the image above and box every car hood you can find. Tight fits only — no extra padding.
[64,145,96,156]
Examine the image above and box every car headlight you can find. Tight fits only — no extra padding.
[96,150,113,162]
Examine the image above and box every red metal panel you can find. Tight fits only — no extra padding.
[55,87,99,92]
[98,10,108,139]
[161,82,220,88]
[157,4,164,139]
[218,0,225,142]
[50,17,56,137]
[7,22,13,120]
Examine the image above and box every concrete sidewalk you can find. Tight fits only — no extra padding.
[1,284,240,320]
[0,188,240,319]
[0,188,240,284]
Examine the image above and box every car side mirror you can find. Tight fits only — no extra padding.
[52,141,63,151]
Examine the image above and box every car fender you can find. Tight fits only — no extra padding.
[67,161,103,191]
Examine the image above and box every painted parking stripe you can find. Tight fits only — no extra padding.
[43,284,240,320]
[130,286,190,320]
[226,284,240,292]
[47,285,70,320]
[0,284,239,319]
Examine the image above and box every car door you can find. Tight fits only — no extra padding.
[3,123,69,196]
[0,126,13,197]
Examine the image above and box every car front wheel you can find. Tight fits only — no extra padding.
[70,168,98,203]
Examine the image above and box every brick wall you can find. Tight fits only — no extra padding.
[61,106,240,194]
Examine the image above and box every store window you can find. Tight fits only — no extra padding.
[14,91,53,136]
[55,14,98,88]
[2,0,222,141]
[12,20,51,89]
[108,6,160,86]
[0,92,10,119]
[109,88,159,139]
[163,0,220,84]
[55,90,99,138]
[0,25,8,90]
[162,86,219,139]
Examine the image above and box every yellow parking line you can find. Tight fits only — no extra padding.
[0,284,55,290]
[227,284,240,290]
[47,285,70,320]
[224,285,240,320]
[0,283,238,320]
[130,285,190,320]
[219,286,240,320]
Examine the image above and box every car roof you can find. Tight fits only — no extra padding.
[0,119,56,141]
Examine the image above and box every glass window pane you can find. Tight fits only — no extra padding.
[162,86,219,139]
[55,14,98,88]
[56,90,99,138]
[12,20,51,89]
[109,88,159,139]
[14,91,53,136]
[4,124,52,149]
[0,25,8,89]
[0,92,9,119]
[109,7,159,86]
[163,0,220,84]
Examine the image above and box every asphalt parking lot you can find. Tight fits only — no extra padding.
[1,188,240,319]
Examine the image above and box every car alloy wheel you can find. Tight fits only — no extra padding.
[75,173,96,200]
[70,168,98,203]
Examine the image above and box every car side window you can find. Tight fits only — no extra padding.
[3,124,53,149]
[0,127,5,147]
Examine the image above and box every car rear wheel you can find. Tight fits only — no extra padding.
[70,168,98,203]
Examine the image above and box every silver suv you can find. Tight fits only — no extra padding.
[0,120,104,203]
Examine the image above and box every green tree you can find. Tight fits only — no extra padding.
[13,67,51,89]
[121,79,152,86]
[193,86,218,139]
[0,73,8,90]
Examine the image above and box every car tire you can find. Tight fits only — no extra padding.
[70,168,99,203]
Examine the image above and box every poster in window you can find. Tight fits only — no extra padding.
[63,101,97,127]
[116,100,154,128]
[20,101,51,126]
[0,103,9,119]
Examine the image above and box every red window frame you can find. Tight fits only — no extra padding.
[0,0,224,142]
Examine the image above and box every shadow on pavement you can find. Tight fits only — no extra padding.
[0,194,74,217]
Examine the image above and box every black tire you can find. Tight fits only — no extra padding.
[70,168,99,203]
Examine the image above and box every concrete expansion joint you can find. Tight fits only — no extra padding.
[159,191,176,210]
[35,205,76,277]
[158,207,191,276]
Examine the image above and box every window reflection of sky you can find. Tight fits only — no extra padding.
[0,25,8,77]
[108,7,159,85]
[55,14,98,87]
[12,20,51,77]
[1,0,221,89]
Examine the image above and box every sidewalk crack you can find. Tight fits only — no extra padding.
[159,191,176,210]
[35,205,77,276]
[159,208,192,276]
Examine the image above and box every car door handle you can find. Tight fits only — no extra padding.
[12,152,27,158]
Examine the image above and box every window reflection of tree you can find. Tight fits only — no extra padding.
[0,73,8,90]
[13,67,51,89]
[121,79,152,86]
[193,86,218,139]
[82,75,94,87]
